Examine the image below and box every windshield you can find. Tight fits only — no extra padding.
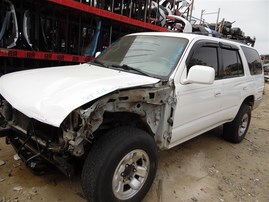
[95,35,188,79]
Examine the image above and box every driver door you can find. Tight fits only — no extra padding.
[170,43,223,147]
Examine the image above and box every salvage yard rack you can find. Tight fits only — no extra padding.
[1,0,195,74]
[1,0,255,75]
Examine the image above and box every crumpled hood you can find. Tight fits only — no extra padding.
[0,64,160,127]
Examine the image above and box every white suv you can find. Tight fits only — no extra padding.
[0,32,264,202]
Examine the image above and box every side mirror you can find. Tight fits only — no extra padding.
[95,51,101,58]
[182,65,215,85]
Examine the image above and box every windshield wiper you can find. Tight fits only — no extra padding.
[111,64,151,77]
[93,60,109,68]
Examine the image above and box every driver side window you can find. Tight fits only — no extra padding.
[188,46,220,79]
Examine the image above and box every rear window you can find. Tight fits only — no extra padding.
[241,46,263,75]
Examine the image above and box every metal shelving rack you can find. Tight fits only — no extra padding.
[0,0,170,74]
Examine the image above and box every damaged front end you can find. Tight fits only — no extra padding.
[0,83,175,177]
[0,95,76,176]
[61,85,174,156]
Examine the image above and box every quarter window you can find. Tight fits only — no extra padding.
[222,48,244,78]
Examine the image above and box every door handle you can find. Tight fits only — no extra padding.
[215,90,221,96]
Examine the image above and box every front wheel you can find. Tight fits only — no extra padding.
[81,126,158,202]
[223,104,251,143]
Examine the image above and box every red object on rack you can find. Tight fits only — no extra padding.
[0,49,94,63]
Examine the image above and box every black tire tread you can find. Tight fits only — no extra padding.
[81,126,157,202]
[223,104,251,143]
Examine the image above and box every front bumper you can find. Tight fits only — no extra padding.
[0,97,77,176]
[0,121,76,176]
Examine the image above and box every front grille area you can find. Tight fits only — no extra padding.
[5,108,75,176]
[12,108,30,132]
[1,99,76,176]
[11,108,62,145]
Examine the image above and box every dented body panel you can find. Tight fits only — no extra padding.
[0,64,160,127]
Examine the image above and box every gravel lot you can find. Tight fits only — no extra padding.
[0,84,268,202]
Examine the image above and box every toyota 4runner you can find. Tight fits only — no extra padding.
[0,32,264,202]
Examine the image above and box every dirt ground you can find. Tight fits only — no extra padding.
[0,84,268,202]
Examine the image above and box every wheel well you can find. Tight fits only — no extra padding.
[243,95,254,108]
[95,112,153,137]
[82,112,154,165]
[84,112,154,154]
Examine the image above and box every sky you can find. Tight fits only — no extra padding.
[191,0,269,54]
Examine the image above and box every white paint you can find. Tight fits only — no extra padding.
[0,64,159,127]
[168,15,192,33]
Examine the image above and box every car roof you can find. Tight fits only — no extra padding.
[128,32,255,50]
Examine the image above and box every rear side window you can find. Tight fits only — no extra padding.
[188,46,219,78]
[241,46,263,75]
[222,48,244,78]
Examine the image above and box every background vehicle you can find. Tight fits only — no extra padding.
[264,63,269,82]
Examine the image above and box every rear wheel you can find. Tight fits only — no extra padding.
[81,126,158,202]
[223,104,251,143]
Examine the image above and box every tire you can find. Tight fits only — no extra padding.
[223,104,251,143]
[81,126,158,202]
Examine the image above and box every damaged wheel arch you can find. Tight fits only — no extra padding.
[60,85,175,158]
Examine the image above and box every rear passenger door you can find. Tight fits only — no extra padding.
[218,44,246,120]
